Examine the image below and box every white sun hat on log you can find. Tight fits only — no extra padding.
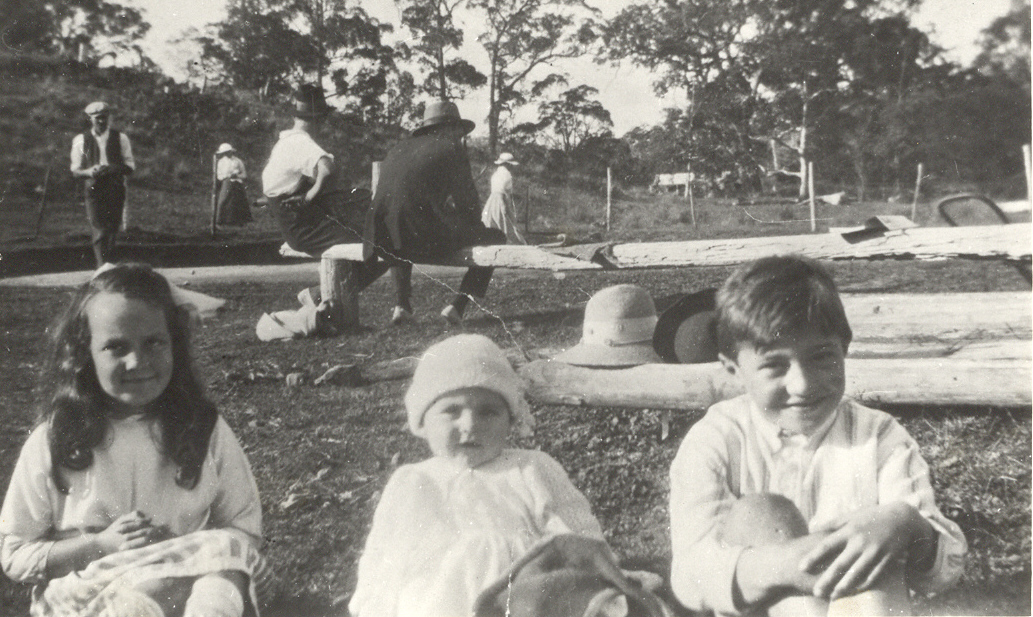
[554,284,663,367]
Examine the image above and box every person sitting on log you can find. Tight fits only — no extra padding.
[361,100,506,326]
[668,255,967,616]
[261,84,370,307]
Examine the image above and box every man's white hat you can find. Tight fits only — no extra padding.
[216,143,237,155]
[494,152,519,166]
[84,101,110,116]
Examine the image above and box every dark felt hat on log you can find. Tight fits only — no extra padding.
[652,288,719,364]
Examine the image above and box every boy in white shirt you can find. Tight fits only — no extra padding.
[669,255,966,616]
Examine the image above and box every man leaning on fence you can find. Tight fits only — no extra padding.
[70,101,135,267]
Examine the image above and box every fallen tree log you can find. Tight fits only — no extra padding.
[285,223,1031,272]
[843,291,1030,341]
[608,223,1031,268]
[520,357,1032,410]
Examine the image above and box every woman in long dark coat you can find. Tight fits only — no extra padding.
[360,100,505,325]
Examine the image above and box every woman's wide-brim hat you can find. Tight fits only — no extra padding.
[216,143,236,155]
[495,152,519,166]
[413,100,475,136]
[554,284,663,368]
[293,84,331,119]
[652,288,719,364]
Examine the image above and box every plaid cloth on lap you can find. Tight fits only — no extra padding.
[33,529,275,617]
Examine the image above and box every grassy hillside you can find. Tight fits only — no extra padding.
[2,56,1028,260]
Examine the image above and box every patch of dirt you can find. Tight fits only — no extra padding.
[0,261,1029,616]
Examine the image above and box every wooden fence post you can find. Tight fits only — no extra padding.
[33,166,51,238]
[1023,144,1031,201]
[606,166,612,232]
[807,161,816,232]
[912,162,924,222]
[209,153,218,236]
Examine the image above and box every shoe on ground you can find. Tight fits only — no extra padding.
[440,305,463,325]
[390,306,413,326]
[297,288,320,307]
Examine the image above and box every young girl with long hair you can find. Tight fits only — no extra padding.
[1,263,269,617]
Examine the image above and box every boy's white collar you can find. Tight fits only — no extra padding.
[747,397,844,452]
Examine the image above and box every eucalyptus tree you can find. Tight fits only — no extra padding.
[601,0,941,196]
[397,0,486,99]
[201,0,394,103]
[511,79,613,154]
[468,0,600,155]
[1,0,148,61]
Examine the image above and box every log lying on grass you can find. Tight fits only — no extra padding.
[844,291,1031,341]
[608,223,1031,268]
[520,356,1032,410]
[286,223,1031,271]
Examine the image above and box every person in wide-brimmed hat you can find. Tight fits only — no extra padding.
[358,99,506,327]
[554,284,663,367]
[70,101,136,266]
[261,84,371,311]
[214,143,252,227]
[481,152,525,245]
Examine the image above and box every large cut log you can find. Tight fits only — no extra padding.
[843,292,1031,341]
[608,223,1031,268]
[283,223,1031,272]
[520,357,1032,410]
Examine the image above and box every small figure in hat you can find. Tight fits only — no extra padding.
[261,84,372,308]
[481,152,525,244]
[214,143,252,227]
[554,284,663,367]
[349,334,667,617]
[359,100,506,326]
[70,101,135,266]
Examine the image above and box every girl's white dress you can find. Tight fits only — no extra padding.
[480,165,525,244]
[349,449,603,617]
[0,415,267,616]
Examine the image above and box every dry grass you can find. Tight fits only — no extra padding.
[1,260,1029,616]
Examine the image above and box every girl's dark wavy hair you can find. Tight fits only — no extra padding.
[715,255,853,360]
[41,262,218,493]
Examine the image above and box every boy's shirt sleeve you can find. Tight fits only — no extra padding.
[875,416,967,594]
[669,414,746,614]
[0,425,58,583]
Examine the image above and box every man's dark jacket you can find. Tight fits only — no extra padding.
[363,129,499,262]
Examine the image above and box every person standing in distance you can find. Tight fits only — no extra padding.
[481,152,525,245]
[70,102,135,266]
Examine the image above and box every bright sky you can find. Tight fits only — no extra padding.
[126,0,1016,136]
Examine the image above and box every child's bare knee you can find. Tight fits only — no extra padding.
[718,494,809,546]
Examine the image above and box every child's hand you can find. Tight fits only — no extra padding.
[800,502,927,600]
[142,524,175,546]
[95,511,157,554]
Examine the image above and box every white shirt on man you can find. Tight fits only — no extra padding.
[69,129,135,174]
[261,128,332,198]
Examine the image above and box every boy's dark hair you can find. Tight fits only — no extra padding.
[715,255,852,359]
[42,262,218,493]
